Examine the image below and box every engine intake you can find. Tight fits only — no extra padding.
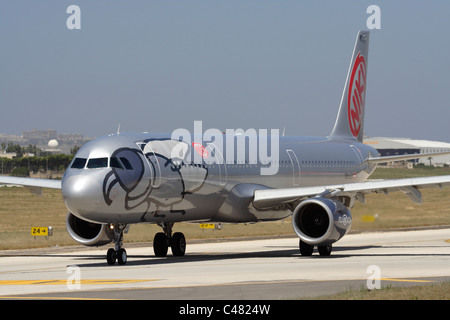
[66,212,114,246]
[292,197,352,245]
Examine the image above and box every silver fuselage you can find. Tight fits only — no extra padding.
[61,132,379,225]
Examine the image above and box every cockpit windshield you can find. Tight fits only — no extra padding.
[87,158,108,169]
[70,157,134,170]
[71,158,87,169]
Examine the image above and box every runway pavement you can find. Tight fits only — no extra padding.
[0,228,449,300]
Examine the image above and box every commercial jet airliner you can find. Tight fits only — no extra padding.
[2,30,450,265]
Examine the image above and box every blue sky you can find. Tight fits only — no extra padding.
[1,1,449,142]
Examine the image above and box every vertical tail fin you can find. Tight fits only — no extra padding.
[330,30,370,142]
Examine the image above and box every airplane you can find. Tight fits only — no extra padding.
[2,30,450,265]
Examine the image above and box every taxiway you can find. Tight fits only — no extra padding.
[0,228,449,299]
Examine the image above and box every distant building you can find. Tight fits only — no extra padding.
[58,133,85,143]
[0,133,26,145]
[23,129,57,142]
[0,129,91,155]
[364,137,450,166]
[45,139,62,154]
[0,152,17,159]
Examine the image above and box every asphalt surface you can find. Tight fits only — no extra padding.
[1,228,449,300]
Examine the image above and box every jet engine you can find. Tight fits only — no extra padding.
[66,212,114,246]
[292,197,352,245]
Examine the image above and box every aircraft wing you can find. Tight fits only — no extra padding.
[0,176,61,192]
[253,175,450,209]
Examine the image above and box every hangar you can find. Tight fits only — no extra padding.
[364,137,450,166]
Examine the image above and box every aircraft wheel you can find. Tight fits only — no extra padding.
[318,244,332,256]
[154,232,168,257]
[106,248,116,265]
[299,240,314,256]
[117,248,127,265]
[171,232,186,256]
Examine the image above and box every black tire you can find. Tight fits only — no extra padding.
[117,248,127,265]
[299,240,314,256]
[318,244,332,256]
[171,232,186,256]
[106,248,116,265]
[153,232,168,257]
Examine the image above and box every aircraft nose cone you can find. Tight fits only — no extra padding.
[62,175,102,217]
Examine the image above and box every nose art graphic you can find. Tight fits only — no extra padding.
[103,148,151,209]
[102,140,208,214]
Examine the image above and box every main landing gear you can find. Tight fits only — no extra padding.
[105,222,186,265]
[299,240,332,256]
[153,222,186,257]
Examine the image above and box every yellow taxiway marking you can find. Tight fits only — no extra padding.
[380,278,434,283]
[445,239,450,243]
[0,296,116,300]
[0,279,158,285]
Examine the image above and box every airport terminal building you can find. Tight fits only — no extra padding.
[364,137,450,166]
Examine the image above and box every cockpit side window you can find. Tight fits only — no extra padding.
[120,157,133,170]
[87,157,108,169]
[110,157,124,169]
[71,158,87,169]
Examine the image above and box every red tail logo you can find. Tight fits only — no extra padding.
[347,52,366,138]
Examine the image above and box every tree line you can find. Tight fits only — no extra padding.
[0,154,74,177]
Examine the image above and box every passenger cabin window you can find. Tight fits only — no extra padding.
[71,158,87,169]
[87,157,108,169]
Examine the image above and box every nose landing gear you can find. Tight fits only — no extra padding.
[105,222,187,265]
[106,224,128,265]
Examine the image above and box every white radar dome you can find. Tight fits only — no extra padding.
[48,139,59,148]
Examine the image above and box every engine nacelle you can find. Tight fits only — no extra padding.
[292,197,352,246]
[66,212,114,246]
